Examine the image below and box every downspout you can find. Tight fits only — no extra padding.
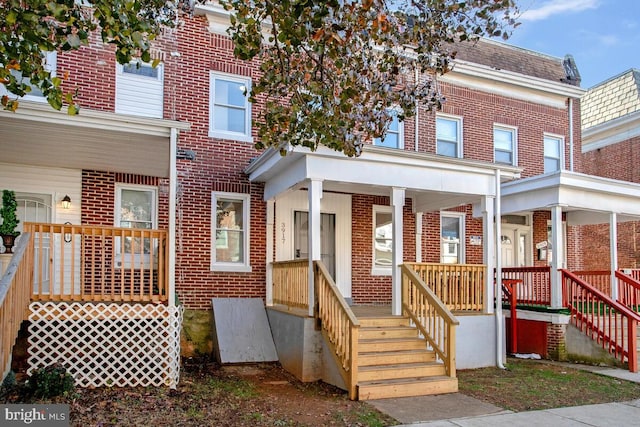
[495,169,505,369]
[168,128,177,308]
[414,67,419,152]
[568,98,574,171]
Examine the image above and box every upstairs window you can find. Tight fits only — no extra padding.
[494,125,517,165]
[116,61,164,118]
[374,110,404,149]
[209,73,252,142]
[436,115,462,157]
[544,134,563,173]
[3,51,57,102]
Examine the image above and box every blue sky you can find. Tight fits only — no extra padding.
[497,0,639,88]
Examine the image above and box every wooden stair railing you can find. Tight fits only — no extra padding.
[562,269,639,372]
[400,264,458,378]
[0,232,34,381]
[314,261,360,400]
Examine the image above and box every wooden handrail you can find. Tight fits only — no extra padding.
[24,222,168,303]
[406,263,485,312]
[499,266,551,306]
[315,261,359,400]
[401,264,458,378]
[616,270,640,313]
[562,269,639,372]
[0,232,34,380]
[573,270,611,295]
[272,259,309,310]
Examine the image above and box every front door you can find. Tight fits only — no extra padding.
[501,224,531,267]
[293,211,336,280]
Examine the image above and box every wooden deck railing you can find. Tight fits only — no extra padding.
[617,270,640,313]
[401,264,458,377]
[0,233,34,380]
[562,269,638,372]
[406,263,485,312]
[272,259,309,310]
[573,270,611,295]
[315,261,359,400]
[499,267,551,306]
[25,223,168,303]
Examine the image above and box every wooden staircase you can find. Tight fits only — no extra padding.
[355,314,458,400]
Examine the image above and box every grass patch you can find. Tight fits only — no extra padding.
[208,377,258,399]
[459,358,640,412]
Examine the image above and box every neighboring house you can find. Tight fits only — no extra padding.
[580,69,640,271]
[2,3,640,400]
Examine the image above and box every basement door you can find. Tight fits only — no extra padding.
[293,211,336,280]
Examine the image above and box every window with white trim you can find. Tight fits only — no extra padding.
[116,61,164,118]
[209,73,252,142]
[211,192,251,272]
[544,134,563,173]
[2,51,57,102]
[374,110,404,149]
[372,205,393,275]
[115,185,157,268]
[440,212,465,264]
[494,125,517,165]
[436,115,462,157]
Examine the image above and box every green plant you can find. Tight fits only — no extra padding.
[0,190,19,237]
[27,363,74,399]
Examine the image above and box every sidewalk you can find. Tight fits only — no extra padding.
[368,363,640,426]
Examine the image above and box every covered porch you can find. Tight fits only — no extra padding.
[0,101,189,387]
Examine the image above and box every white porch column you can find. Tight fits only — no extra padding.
[308,179,323,317]
[266,199,275,306]
[415,212,423,262]
[391,187,405,316]
[168,128,178,308]
[610,212,619,300]
[482,195,495,314]
[550,205,564,309]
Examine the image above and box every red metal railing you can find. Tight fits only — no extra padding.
[502,279,519,354]
[573,270,611,295]
[562,269,638,372]
[617,270,640,313]
[499,267,551,306]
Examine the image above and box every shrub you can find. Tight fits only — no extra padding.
[27,364,74,399]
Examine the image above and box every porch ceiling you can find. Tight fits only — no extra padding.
[246,144,521,211]
[501,170,640,225]
[0,101,189,177]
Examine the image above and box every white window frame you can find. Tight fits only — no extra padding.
[543,133,564,174]
[493,124,518,166]
[116,61,164,82]
[440,211,465,264]
[373,109,404,149]
[209,72,253,143]
[436,114,463,158]
[210,192,252,272]
[114,184,158,269]
[3,51,57,103]
[372,205,393,276]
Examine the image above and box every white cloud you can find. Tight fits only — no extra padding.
[519,0,599,22]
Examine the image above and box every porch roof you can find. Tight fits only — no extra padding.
[0,101,190,177]
[500,170,640,225]
[245,144,521,211]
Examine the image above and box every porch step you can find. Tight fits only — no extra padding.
[358,362,446,382]
[359,325,418,340]
[358,349,436,366]
[358,316,410,328]
[357,376,458,400]
[358,337,426,353]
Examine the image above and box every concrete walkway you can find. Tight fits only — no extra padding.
[368,363,640,426]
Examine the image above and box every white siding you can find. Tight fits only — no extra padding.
[275,190,352,298]
[115,63,164,118]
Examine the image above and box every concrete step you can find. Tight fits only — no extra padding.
[358,362,446,382]
[358,349,436,366]
[357,376,458,400]
[359,326,418,340]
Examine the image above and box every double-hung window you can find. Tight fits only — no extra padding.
[115,185,157,268]
[209,73,252,142]
[211,192,251,272]
[440,212,465,264]
[3,51,57,102]
[544,134,563,173]
[436,115,462,157]
[372,205,393,275]
[494,125,517,165]
[373,110,404,149]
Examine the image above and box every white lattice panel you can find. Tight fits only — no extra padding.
[27,302,183,388]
